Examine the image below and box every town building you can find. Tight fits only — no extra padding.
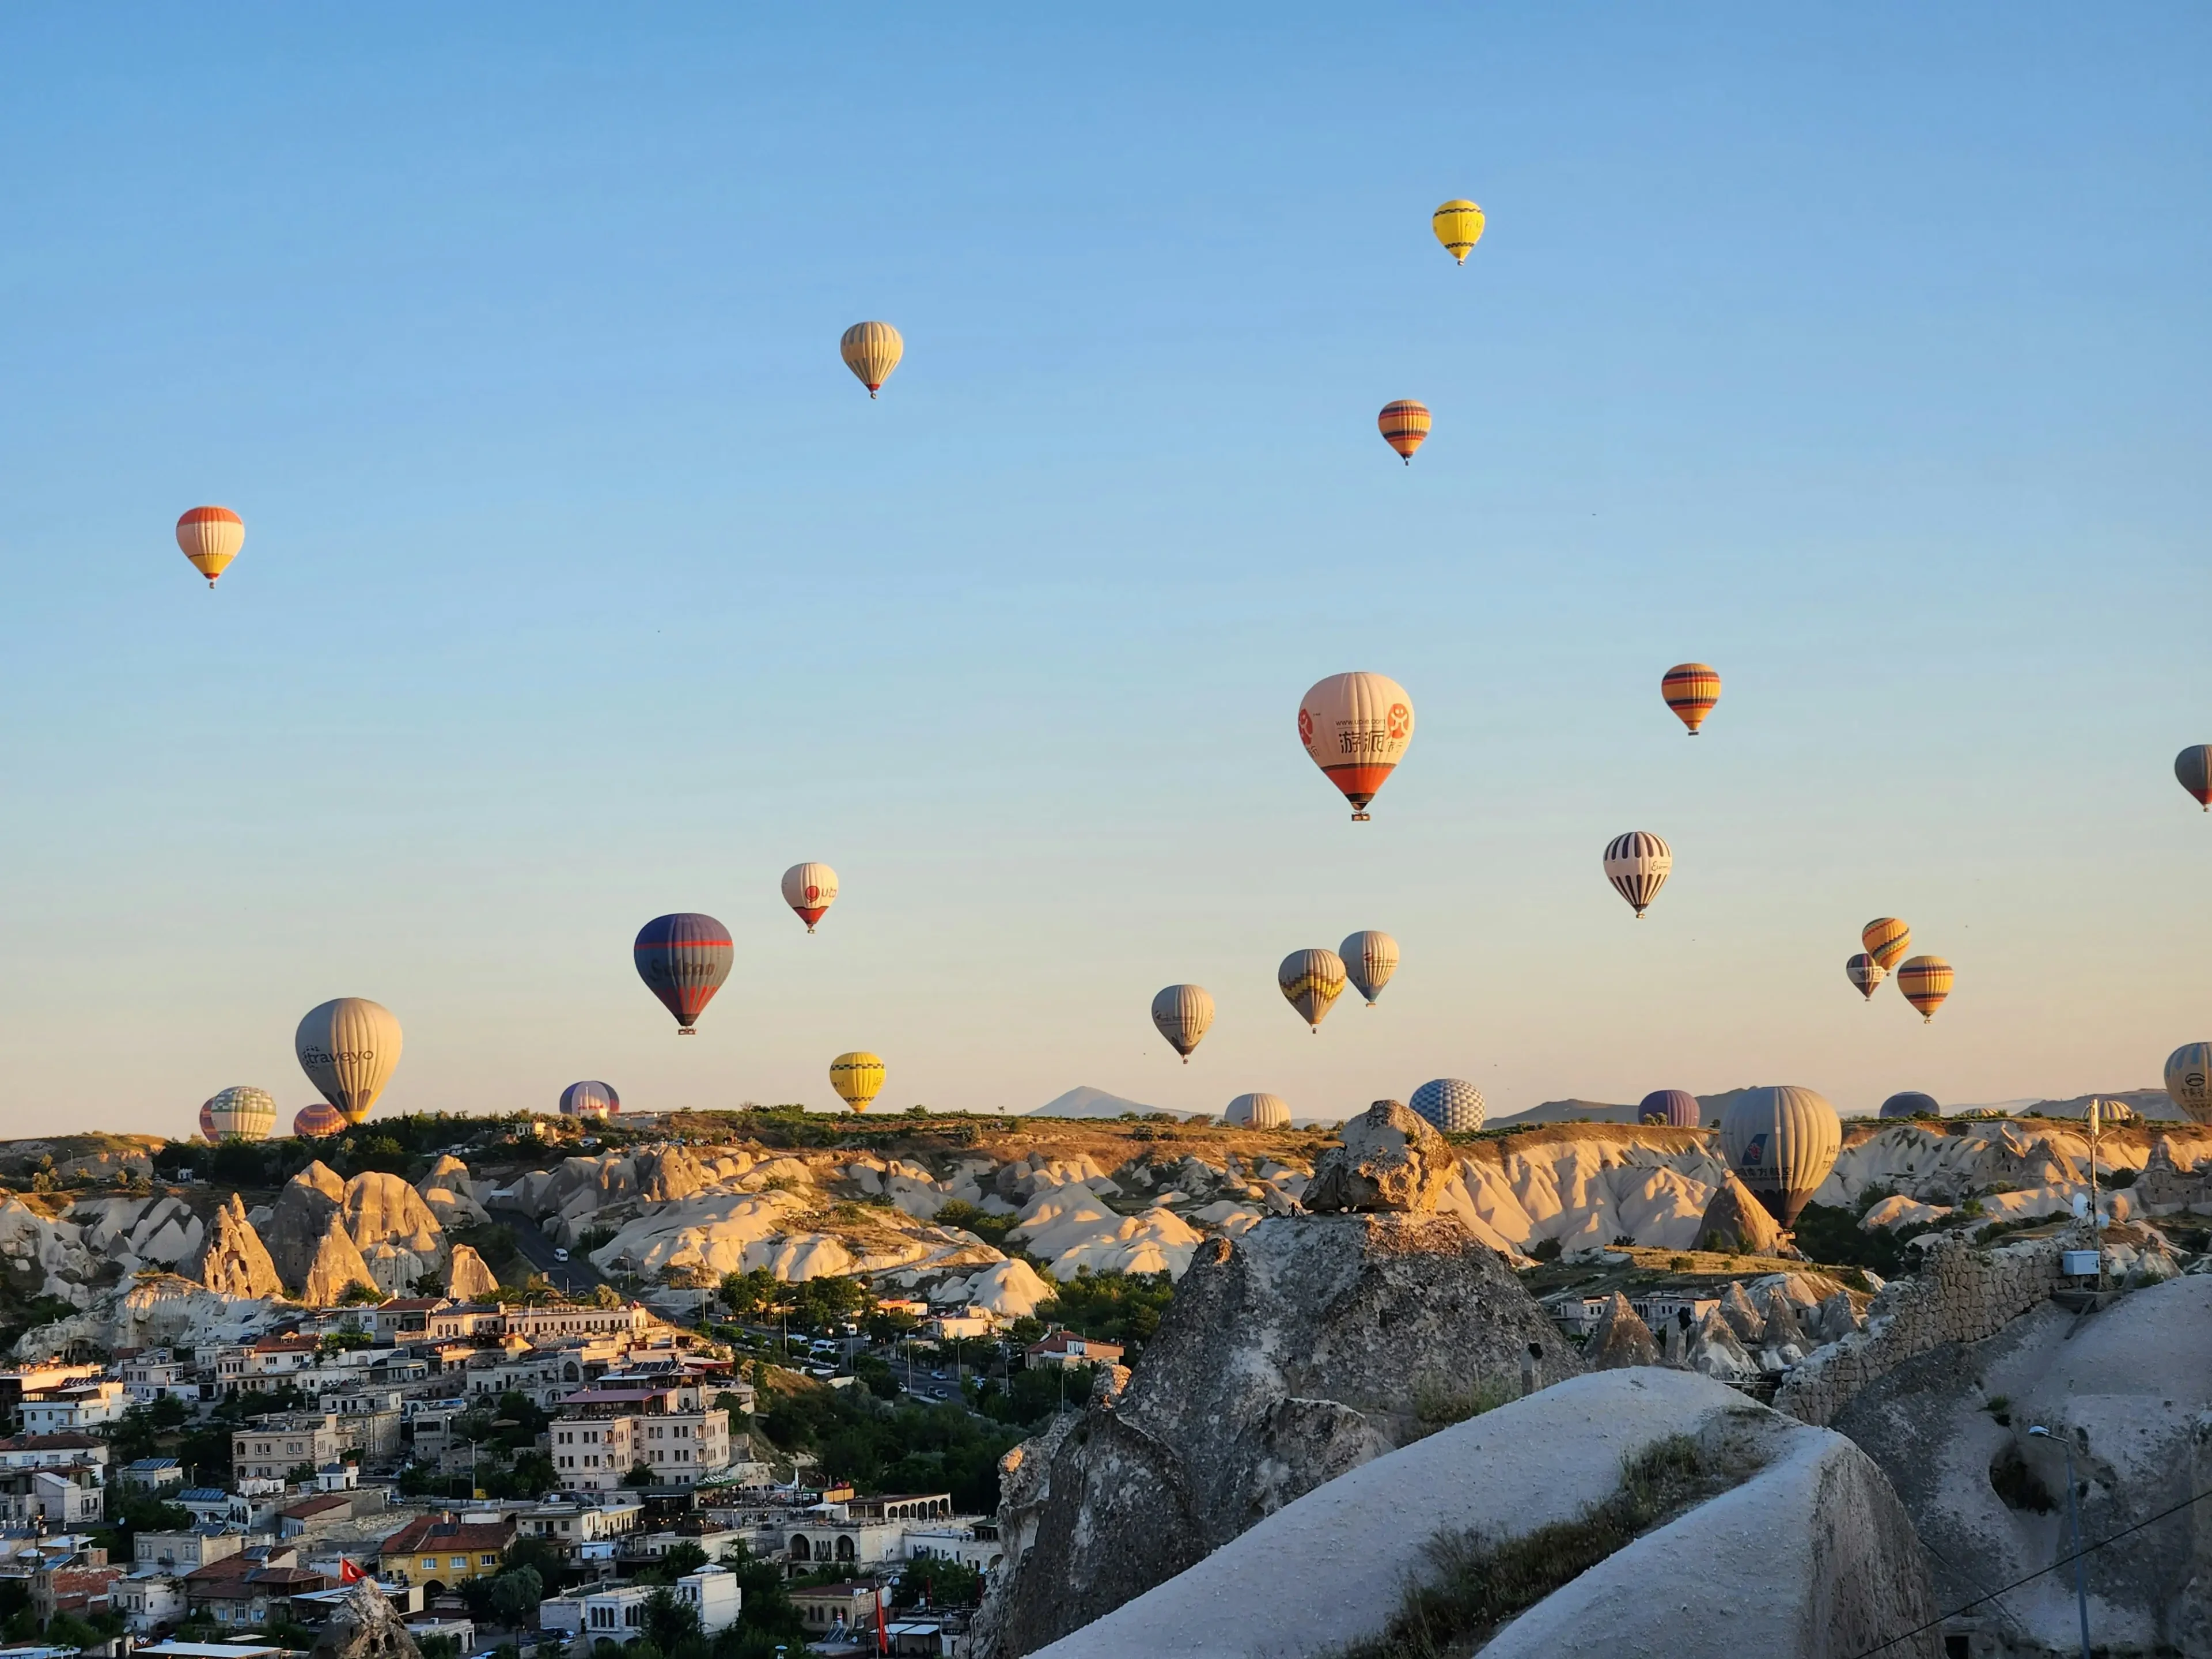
[119,1456,186,1492]
[788,1580,888,1642]
[499,1304,654,1344]
[184,1548,330,1628]
[673,1566,741,1635]
[0,1464,105,1528]
[135,1531,246,1574]
[232,1415,344,1482]
[0,1363,104,1424]
[517,1495,645,1556]
[118,1350,199,1404]
[375,1511,517,1589]
[0,1433,108,1471]
[1023,1332,1123,1370]
[108,1567,188,1633]
[19,1380,128,1433]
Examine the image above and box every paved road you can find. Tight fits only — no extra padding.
[491,1206,608,1297]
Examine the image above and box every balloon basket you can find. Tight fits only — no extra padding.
[678,1027,696,1036]
[1350,810,1370,822]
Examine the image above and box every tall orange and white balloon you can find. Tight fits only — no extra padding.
[1278,948,1347,1032]
[1150,984,1215,1064]
[781,863,839,933]
[840,322,903,398]
[1298,673,1414,821]
[176,507,244,589]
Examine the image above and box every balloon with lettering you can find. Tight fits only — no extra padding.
[1603,831,1672,918]
[294,1101,346,1138]
[1150,984,1215,1064]
[294,998,403,1126]
[781,863,839,933]
[560,1081,620,1119]
[830,1051,886,1113]
[1846,953,1885,1002]
[1861,918,1912,974]
[1637,1089,1700,1128]
[1339,931,1400,1006]
[2176,747,2212,812]
[176,506,244,589]
[1661,663,1721,735]
[840,321,903,398]
[1377,400,1431,465]
[1431,199,1486,264]
[1278,948,1347,1032]
[2164,1044,2212,1124]
[1718,1085,1841,1228]
[1298,673,1415,821]
[1896,956,1953,1024]
[634,913,734,1035]
[205,1085,278,1142]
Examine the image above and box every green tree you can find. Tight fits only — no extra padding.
[487,1566,544,1628]
[645,1541,709,1585]
[1035,1269,1175,1350]
[622,1462,657,1488]
[642,1587,700,1652]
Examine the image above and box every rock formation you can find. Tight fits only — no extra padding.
[1304,1100,1455,1214]
[974,1203,1580,1656]
[445,1244,499,1301]
[309,1580,420,1659]
[1586,1291,1660,1369]
[415,1157,490,1230]
[190,1194,285,1299]
[339,1172,446,1294]
[1696,1169,1787,1256]
[1018,1370,1939,1659]
[298,1213,379,1305]
[1685,1305,1759,1382]
[267,1162,347,1291]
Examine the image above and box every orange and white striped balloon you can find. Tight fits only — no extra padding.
[176,506,244,589]
[1298,673,1414,821]
[1377,400,1431,465]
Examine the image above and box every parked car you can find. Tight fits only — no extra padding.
[553,1247,570,1262]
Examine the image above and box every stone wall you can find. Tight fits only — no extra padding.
[1773,1235,2061,1427]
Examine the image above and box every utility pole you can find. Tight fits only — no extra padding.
[2029,1424,2092,1659]
[2086,1099,2104,1290]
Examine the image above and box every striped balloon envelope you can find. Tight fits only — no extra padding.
[1339,931,1399,1006]
[295,998,402,1125]
[197,1100,218,1141]
[1660,664,1721,735]
[175,506,244,589]
[560,1081,620,1118]
[1861,918,1912,973]
[1637,1089,1700,1128]
[1150,984,1215,1063]
[1431,199,1486,264]
[1224,1092,1290,1128]
[1377,400,1431,464]
[634,914,734,1035]
[294,1101,347,1138]
[205,1086,278,1142]
[840,321,903,397]
[2176,747,2212,812]
[830,1051,886,1113]
[1298,673,1415,821]
[1896,956,1953,1024]
[1846,953,1886,1002]
[1602,832,1672,918]
[1719,1085,1841,1228]
[1278,948,1347,1032]
[781,863,839,933]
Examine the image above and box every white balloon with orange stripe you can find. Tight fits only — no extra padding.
[1298,673,1414,821]
[781,862,839,933]
[176,506,244,589]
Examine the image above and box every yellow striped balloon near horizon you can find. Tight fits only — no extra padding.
[1861,918,1912,973]
[1278,948,1347,1032]
[1431,199,1486,264]
[176,506,244,589]
[1661,663,1721,735]
[1377,400,1431,465]
[1150,984,1215,1063]
[830,1051,886,1112]
[1896,956,1954,1024]
[840,321,903,398]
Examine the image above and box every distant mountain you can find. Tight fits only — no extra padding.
[1029,1085,1168,1120]
[1484,1098,1640,1128]
[2026,1088,2183,1122]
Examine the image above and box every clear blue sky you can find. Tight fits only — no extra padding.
[2,6,2207,1133]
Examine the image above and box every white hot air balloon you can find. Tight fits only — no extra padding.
[294,998,403,1126]
[1150,984,1215,1063]
[781,862,839,933]
[1339,931,1399,1006]
[1224,1092,1290,1128]
[204,1086,278,1142]
[1297,673,1415,821]
[1718,1085,1842,1229]
[1603,831,1672,918]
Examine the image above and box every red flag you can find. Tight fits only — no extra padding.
[876,1592,889,1654]
[338,1559,367,1584]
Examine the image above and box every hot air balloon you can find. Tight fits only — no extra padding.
[176,506,244,589]
[1377,400,1431,465]
[1339,931,1399,1006]
[1718,1085,1842,1228]
[293,1101,346,1138]
[634,914,734,1035]
[1880,1091,1940,1120]
[1431,199,1486,264]
[781,863,839,933]
[204,1086,277,1142]
[2177,747,2212,812]
[830,1051,886,1113]
[1298,673,1414,821]
[1278,949,1347,1032]
[1846,953,1886,1002]
[1897,956,1953,1024]
[1408,1078,1485,1132]
[1861,918,1911,973]
[1637,1089,1700,1128]
[1224,1092,1290,1128]
[1660,664,1721,736]
[840,321,903,398]
[197,1100,217,1141]
[1150,984,1215,1064]
[294,998,403,1126]
[2164,1043,2212,1124]
[1603,832,1672,918]
[560,1081,620,1119]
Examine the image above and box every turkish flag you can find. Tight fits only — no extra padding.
[338,1560,368,1585]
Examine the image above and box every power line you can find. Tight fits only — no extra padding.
[1851,1483,2212,1658]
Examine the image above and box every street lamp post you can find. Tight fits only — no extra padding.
[2029,1424,2091,1659]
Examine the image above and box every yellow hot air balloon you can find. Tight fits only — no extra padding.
[1278,948,1347,1032]
[1861,918,1912,974]
[1431,199,1486,264]
[176,506,244,589]
[1377,400,1431,465]
[840,322,903,399]
[1896,956,1953,1024]
[830,1051,886,1112]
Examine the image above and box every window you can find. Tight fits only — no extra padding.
[450,1556,466,1571]
[421,1557,437,1571]
[480,1554,499,1567]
